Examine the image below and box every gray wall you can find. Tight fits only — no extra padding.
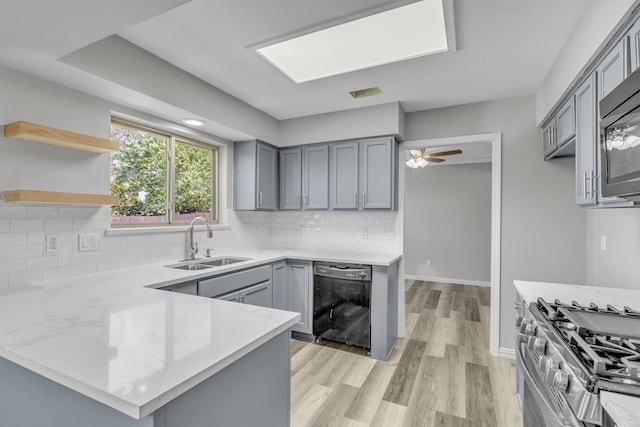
[405,95,587,350]
[404,162,491,284]
[586,209,640,289]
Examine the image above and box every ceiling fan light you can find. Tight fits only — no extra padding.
[406,158,419,168]
[416,157,428,168]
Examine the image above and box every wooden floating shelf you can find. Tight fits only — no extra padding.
[3,121,119,153]
[2,190,119,206]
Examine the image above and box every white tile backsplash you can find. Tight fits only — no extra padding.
[10,219,43,232]
[0,204,400,286]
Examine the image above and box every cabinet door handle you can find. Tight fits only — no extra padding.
[304,195,309,207]
[354,193,358,207]
[362,193,367,206]
[593,171,599,195]
[296,195,301,207]
[258,192,263,207]
[584,173,590,198]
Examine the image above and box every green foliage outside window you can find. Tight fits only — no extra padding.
[110,123,216,224]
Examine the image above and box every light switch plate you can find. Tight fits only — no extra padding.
[78,233,99,252]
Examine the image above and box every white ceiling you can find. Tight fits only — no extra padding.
[0,0,588,124]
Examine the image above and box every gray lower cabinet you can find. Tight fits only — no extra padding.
[575,73,598,206]
[279,148,302,210]
[0,330,292,427]
[159,281,197,295]
[234,139,278,211]
[330,137,398,210]
[272,260,312,334]
[272,261,286,309]
[198,265,273,308]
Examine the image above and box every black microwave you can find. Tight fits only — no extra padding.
[600,67,640,201]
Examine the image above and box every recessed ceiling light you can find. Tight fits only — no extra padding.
[182,118,206,126]
[256,0,452,83]
[350,87,382,99]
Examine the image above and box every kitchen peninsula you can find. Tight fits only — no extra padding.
[0,249,400,427]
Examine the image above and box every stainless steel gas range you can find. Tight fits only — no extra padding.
[516,297,640,427]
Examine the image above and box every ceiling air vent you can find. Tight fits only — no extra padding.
[350,87,382,99]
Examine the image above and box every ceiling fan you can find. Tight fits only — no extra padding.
[406,149,463,168]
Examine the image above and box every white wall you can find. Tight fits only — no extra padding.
[404,162,491,284]
[405,95,587,350]
[61,35,279,144]
[536,0,637,124]
[278,102,404,147]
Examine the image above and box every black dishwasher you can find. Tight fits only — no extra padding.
[313,262,372,349]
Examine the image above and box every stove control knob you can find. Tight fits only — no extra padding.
[524,323,537,336]
[519,319,530,333]
[516,316,523,328]
[533,338,547,355]
[545,368,559,386]
[553,370,570,392]
[538,356,550,373]
[527,336,537,350]
[359,272,368,279]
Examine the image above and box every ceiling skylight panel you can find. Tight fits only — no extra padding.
[256,0,450,83]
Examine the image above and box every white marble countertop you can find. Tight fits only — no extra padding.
[514,280,640,427]
[601,391,640,427]
[0,248,401,420]
[513,280,640,309]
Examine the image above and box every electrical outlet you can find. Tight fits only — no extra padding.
[45,234,60,254]
[384,227,395,239]
[360,227,368,239]
[78,233,99,252]
[600,235,607,252]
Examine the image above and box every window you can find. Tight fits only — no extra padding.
[110,120,218,226]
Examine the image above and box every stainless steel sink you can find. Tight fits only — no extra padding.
[165,257,251,270]
[199,257,249,267]
[171,263,213,271]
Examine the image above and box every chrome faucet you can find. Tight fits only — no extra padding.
[186,217,213,260]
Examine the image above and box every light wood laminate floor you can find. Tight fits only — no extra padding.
[290,280,523,427]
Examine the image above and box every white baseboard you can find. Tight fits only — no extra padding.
[404,275,491,288]
[499,347,516,359]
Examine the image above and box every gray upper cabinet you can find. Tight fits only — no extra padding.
[360,137,397,209]
[542,97,575,160]
[628,18,640,73]
[303,145,330,209]
[542,120,556,158]
[555,98,575,148]
[330,137,398,210]
[597,38,628,101]
[575,73,598,206]
[279,148,302,210]
[330,141,359,209]
[279,144,329,210]
[234,139,278,211]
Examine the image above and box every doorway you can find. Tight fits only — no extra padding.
[398,133,502,356]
